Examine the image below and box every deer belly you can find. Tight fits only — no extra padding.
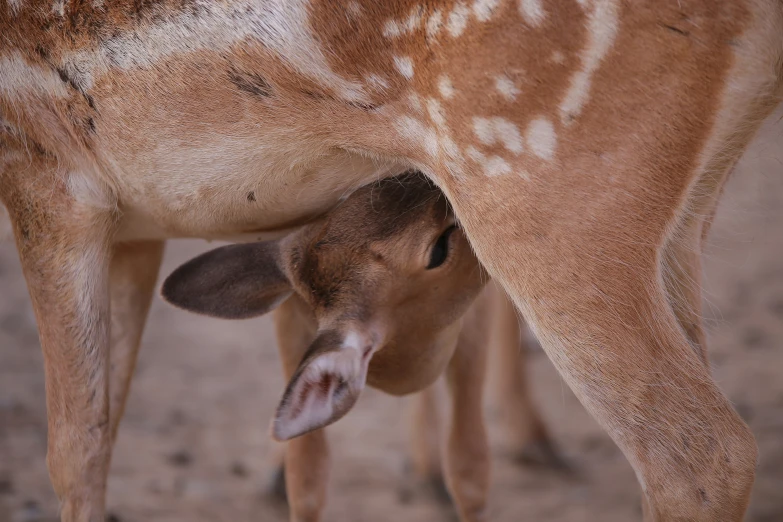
[112,145,400,242]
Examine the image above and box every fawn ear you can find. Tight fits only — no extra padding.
[161,242,292,319]
[272,331,377,441]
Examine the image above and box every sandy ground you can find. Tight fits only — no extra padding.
[1,108,782,522]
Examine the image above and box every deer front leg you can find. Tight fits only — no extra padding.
[2,179,116,522]
[272,294,329,522]
[108,241,164,444]
[409,385,442,482]
[405,384,452,504]
[443,306,491,522]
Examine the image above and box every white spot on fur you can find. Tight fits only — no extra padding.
[396,116,439,157]
[473,0,501,21]
[7,0,23,14]
[494,74,520,101]
[365,73,389,91]
[426,98,447,128]
[466,146,511,176]
[472,117,495,145]
[52,0,64,16]
[447,3,471,37]
[485,155,512,176]
[472,117,523,154]
[0,52,69,101]
[492,117,524,154]
[550,50,566,64]
[518,0,545,26]
[404,6,424,32]
[560,0,619,124]
[394,56,415,79]
[383,20,402,38]
[346,1,362,18]
[59,0,368,102]
[526,117,557,160]
[437,75,456,100]
[426,10,444,38]
[384,6,424,38]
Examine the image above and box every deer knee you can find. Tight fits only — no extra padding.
[643,414,757,521]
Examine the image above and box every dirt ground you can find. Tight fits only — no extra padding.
[1,108,782,522]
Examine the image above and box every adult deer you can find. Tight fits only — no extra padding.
[1,0,781,521]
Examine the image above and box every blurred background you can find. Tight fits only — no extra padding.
[1,108,782,522]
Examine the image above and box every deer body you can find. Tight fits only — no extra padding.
[2,0,782,520]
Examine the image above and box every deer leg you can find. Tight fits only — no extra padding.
[487,285,564,469]
[272,294,329,522]
[265,444,288,503]
[443,306,491,522]
[438,169,756,521]
[2,177,116,522]
[405,384,451,504]
[409,385,442,481]
[107,241,164,445]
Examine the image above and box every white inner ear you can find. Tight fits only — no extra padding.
[272,334,377,441]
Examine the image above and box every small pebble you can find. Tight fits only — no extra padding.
[230,461,249,478]
[15,500,42,522]
[742,327,766,349]
[167,450,193,468]
[0,477,13,495]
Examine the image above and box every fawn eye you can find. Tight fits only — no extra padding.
[427,226,457,269]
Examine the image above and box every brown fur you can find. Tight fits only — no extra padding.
[2,0,783,520]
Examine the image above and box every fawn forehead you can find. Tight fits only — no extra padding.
[287,175,449,310]
[328,175,450,239]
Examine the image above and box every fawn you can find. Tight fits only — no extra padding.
[163,173,559,521]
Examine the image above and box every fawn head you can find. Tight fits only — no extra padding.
[162,172,486,440]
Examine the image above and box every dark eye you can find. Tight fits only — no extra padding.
[427,226,457,269]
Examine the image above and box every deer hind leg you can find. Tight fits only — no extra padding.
[435,161,757,521]
[443,304,491,522]
[107,241,164,445]
[272,295,329,522]
[486,285,564,469]
[1,173,116,521]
